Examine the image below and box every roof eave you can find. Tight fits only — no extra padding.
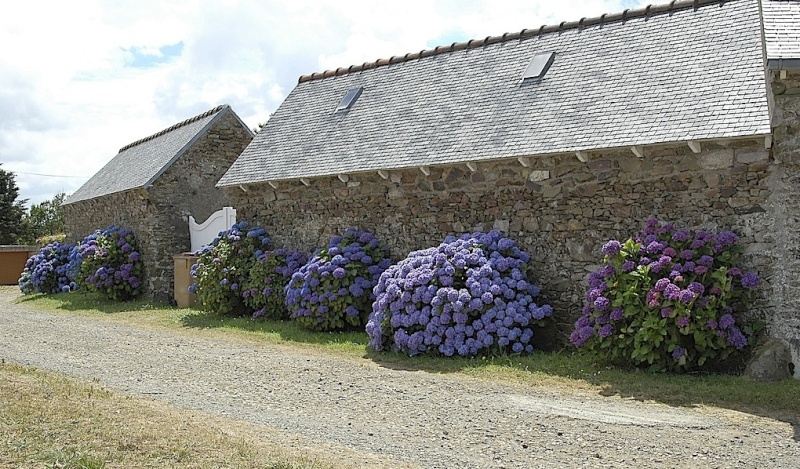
[216,133,774,189]
[768,58,800,70]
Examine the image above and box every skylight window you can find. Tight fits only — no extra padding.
[521,52,555,80]
[335,87,363,112]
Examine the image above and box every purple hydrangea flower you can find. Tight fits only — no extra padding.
[698,255,714,267]
[719,313,735,330]
[687,282,705,295]
[672,230,691,242]
[678,289,696,304]
[725,327,748,350]
[741,272,760,289]
[717,230,739,247]
[664,284,681,301]
[602,240,622,255]
[594,296,610,311]
[599,324,614,338]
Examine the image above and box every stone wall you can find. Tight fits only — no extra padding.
[764,69,800,377]
[146,112,253,300]
[226,138,773,338]
[65,112,253,301]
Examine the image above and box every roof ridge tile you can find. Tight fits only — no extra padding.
[117,104,228,153]
[298,0,725,84]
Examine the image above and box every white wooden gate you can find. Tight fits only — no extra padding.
[188,206,237,252]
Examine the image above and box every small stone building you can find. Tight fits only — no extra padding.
[217,0,799,372]
[65,105,254,301]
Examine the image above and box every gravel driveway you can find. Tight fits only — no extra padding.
[1,289,798,468]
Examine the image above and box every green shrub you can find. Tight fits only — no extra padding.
[571,218,761,372]
[75,226,143,301]
[285,228,391,331]
[190,222,270,315]
[242,249,307,319]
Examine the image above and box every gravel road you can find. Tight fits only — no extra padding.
[1,289,798,468]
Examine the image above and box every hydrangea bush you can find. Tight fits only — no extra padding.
[242,249,308,319]
[285,228,392,331]
[18,242,78,294]
[367,230,554,357]
[190,222,270,315]
[570,218,761,372]
[75,226,144,301]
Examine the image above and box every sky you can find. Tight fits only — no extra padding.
[0,0,647,207]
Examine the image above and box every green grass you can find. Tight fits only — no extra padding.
[0,362,340,468]
[14,291,800,425]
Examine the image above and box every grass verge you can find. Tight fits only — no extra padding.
[13,290,800,423]
[0,361,339,468]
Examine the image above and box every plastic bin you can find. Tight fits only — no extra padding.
[173,252,199,307]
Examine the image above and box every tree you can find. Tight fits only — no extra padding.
[21,192,67,243]
[0,163,27,244]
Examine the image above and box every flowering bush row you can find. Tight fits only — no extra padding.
[22,217,762,370]
[74,226,144,301]
[189,222,270,315]
[18,241,78,294]
[285,228,392,331]
[570,218,761,372]
[367,230,553,357]
[18,226,144,301]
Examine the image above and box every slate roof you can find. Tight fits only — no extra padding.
[67,105,249,205]
[217,0,772,187]
[762,0,800,60]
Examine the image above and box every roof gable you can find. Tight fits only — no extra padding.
[218,0,771,188]
[66,105,250,205]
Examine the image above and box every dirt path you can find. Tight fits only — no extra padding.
[1,289,798,468]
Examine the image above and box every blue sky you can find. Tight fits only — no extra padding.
[0,0,648,206]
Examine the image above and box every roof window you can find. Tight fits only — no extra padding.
[521,52,555,80]
[335,87,363,112]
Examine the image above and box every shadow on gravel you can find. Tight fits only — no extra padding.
[369,348,800,441]
[15,292,164,314]
[179,310,370,348]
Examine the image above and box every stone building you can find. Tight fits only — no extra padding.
[217,0,799,373]
[64,105,254,301]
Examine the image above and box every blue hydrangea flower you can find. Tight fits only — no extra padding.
[369,231,553,357]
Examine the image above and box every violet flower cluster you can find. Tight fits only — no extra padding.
[74,226,144,301]
[18,242,78,294]
[285,228,391,331]
[242,248,308,320]
[190,222,271,315]
[571,218,760,372]
[367,230,553,357]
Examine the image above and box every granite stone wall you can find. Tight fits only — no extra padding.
[65,112,253,302]
[763,69,800,376]
[226,137,773,339]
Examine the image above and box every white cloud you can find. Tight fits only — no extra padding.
[0,0,648,206]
